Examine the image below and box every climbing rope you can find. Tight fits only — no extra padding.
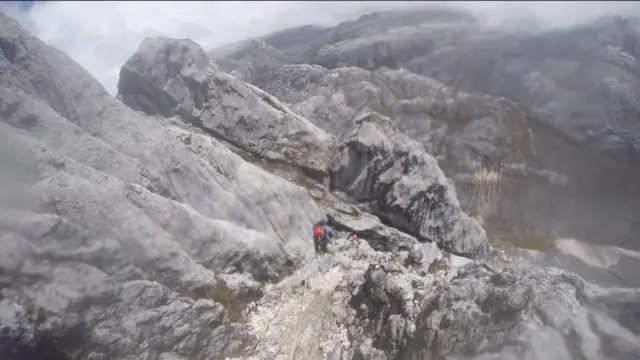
[289,275,308,360]
[240,237,354,360]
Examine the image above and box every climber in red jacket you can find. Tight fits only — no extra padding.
[313,226,330,257]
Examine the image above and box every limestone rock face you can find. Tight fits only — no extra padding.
[215,10,640,252]
[3,8,640,360]
[331,112,488,259]
[230,229,640,360]
[0,12,324,360]
[117,36,486,260]
[118,36,335,176]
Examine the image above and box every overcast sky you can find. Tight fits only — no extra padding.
[4,1,640,95]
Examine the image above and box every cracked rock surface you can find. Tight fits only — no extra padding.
[210,9,640,255]
[330,112,488,259]
[2,8,640,360]
[226,230,640,360]
[0,12,323,360]
[118,36,335,177]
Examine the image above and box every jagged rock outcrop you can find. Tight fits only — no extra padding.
[227,226,466,360]
[229,227,640,360]
[0,12,326,360]
[118,36,334,177]
[331,112,488,259]
[4,8,640,360]
[252,64,535,174]
[405,16,640,166]
[216,17,640,253]
[211,39,289,84]
[402,263,640,360]
[0,214,248,359]
[118,36,487,260]
[326,205,419,254]
[228,9,640,167]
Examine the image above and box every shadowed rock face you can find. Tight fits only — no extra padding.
[210,10,640,251]
[331,112,488,259]
[406,18,640,165]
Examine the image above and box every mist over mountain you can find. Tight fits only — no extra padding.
[8,1,640,94]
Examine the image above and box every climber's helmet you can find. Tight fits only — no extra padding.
[314,226,324,238]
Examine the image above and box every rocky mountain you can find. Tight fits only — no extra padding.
[0,11,327,360]
[208,9,640,255]
[115,35,487,259]
[224,9,640,166]
[228,233,640,360]
[1,8,640,360]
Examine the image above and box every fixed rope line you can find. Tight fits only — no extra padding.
[244,243,351,359]
[289,274,308,360]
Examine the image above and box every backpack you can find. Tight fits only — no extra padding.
[313,220,337,241]
[312,220,329,232]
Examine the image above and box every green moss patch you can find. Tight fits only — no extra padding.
[208,280,246,323]
[294,172,315,189]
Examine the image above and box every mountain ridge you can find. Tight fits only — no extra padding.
[208,8,640,253]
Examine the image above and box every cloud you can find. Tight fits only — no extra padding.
[8,1,640,95]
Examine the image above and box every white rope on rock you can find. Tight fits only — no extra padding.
[289,275,308,360]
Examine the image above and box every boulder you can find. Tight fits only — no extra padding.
[331,112,488,259]
[118,36,335,177]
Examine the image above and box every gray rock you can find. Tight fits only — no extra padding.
[218,273,263,302]
[117,36,489,261]
[326,203,419,253]
[213,39,289,84]
[234,220,640,360]
[0,212,248,360]
[0,12,326,360]
[217,10,640,252]
[254,9,474,66]
[331,112,488,259]
[405,17,640,166]
[403,263,640,360]
[407,242,440,270]
[118,36,335,176]
[5,8,640,360]
[243,9,640,166]
[503,240,640,288]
